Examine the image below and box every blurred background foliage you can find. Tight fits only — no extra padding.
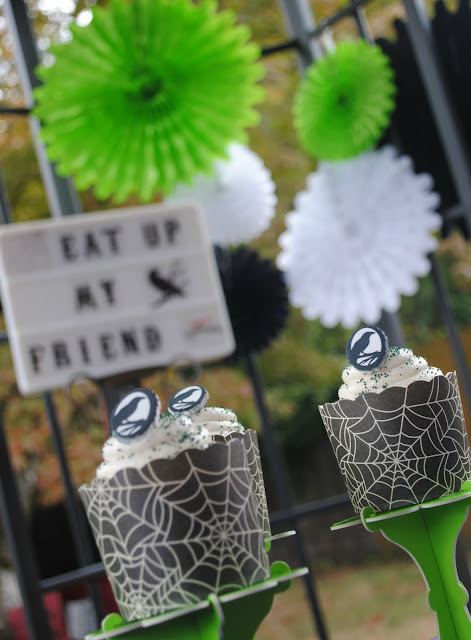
[0,0,470,511]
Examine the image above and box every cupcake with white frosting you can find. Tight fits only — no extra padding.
[80,386,270,622]
[319,326,471,513]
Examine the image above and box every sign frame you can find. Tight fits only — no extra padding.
[0,202,235,395]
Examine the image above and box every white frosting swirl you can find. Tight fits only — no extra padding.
[192,406,245,438]
[96,405,246,479]
[338,347,443,401]
[96,413,213,479]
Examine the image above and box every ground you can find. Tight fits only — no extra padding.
[257,556,438,639]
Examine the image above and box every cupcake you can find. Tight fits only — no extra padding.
[79,386,270,622]
[319,326,471,514]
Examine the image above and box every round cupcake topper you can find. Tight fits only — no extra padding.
[346,326,389,371]
[168,385,209,415]
[111,389,160,439]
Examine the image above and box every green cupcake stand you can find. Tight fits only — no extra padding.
[332,481,471,640]
[85,560,307,640]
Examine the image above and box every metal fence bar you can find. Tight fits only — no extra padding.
[0,166,14,225]
[2,0,82,218]
[42,392,105,622]
[348,0,374,43]
[398,0,471,396]
[277,0,323,67]
[270,493,351,525]
[428,250,471,608]
[40,563,106,594]
[0,407,53,640]
[308,0,371,40]
[402,0,471,233]
[261,38,298,57]
[2,0,107,628]
[0,133,54,640]
[346,0,406,349]
[0,105,30,114]
[429,255,471,415]
[244,352,329,640]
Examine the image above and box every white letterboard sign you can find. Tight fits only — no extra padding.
[0,202,235,395]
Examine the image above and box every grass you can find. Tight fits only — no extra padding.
[256,556,438,639]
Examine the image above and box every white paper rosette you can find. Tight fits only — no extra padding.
[277,146,441,328]
[167,143,277,245]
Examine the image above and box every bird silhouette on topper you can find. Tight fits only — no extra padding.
[111,389,159,438]
[168,385,209,415]
[346,326,389,371]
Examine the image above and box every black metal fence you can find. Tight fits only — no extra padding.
[0,1,471,639]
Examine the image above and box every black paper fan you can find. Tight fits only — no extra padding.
[215,246,289,357]
[377,0,471,237]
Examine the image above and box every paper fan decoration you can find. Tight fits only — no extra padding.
[277,146,441,329]
[167,143,277,245]
[215,246,289,356]
[33,0,265,202]
[294,41,395,161]
[378,0,471,236]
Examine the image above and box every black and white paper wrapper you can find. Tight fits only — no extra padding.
[79,438,270,622]
[319,373,471,514]
[215,430,271,539]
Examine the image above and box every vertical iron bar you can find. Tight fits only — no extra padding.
[244,352,329,640]
[43,392,104,622]
[402,0,471,233]
[386,7,471,604]
[273,4,339,637]
[277,0,322,68]
[422,255,471,597]
[428,255,471,412]
[400,8,471,593]
[378,311,406,348]
[0,406,53,640]
[350,1,403,348]
[0,167,14,224]
[349,0,374,43]
[2,0,82,217]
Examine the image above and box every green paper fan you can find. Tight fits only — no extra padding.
[33,0,265,202]
[294,41,395,161]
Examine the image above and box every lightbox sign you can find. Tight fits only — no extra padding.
[0,203,235,395]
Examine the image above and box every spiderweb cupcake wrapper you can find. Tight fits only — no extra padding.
[33,0,265,203]
[319,373,471,514]
[213,430,271,539]
[79,438,269,621]
[294,40,395,161]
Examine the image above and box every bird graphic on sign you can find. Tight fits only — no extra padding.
[148,261,187,307]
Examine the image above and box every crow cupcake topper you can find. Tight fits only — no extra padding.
[168,385,209,415]
[111,388,160,439]
[346,326,389,371]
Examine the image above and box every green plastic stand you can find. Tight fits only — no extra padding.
[86,561,306,640]
[332,481,471,640]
